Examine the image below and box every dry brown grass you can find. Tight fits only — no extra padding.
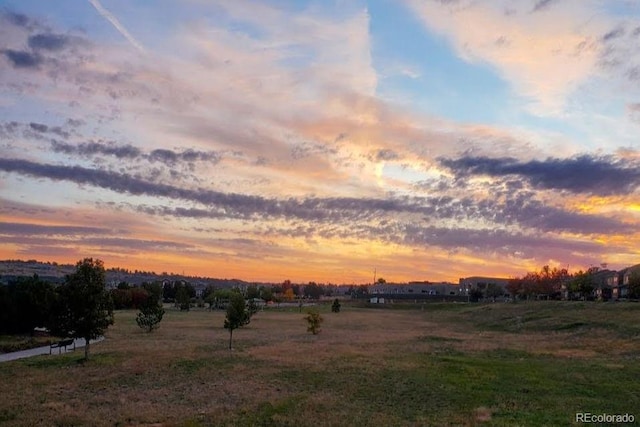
[0,302,638,426]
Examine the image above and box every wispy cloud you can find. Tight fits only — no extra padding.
[404,0,612,114]
[531,0,559,13]
[88,0,144,52]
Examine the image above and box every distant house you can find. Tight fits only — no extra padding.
[591,269,615,301]
[607,272,619,298]
[612,264,640,300]
[367,282,464,303]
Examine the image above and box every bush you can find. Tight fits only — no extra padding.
[304,310,323,335]
[136,307,165,332]
[136,286,165,332]
[331,298,341,313]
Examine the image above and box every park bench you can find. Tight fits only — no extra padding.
[49,338,75,355]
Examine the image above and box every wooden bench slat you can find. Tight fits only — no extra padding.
[49,339,76,355]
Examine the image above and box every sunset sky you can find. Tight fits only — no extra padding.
[1,0,640,284]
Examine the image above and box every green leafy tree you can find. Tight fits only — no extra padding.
[136,287,165,333]
[304,282,324,300]
[49,258,114,360]
[210,288,233,309]
[1,275,56,335]
[202,284,217,303]
[331,298,341,313]
[163,282,176,302]
[247,298,259,318]
[304,309,323,335]
[176,285,191,311]
[142,282,163,304]
[246,285,260,300]
[224,292,250,350]
[568,270,595,300]
[259,286,273,302]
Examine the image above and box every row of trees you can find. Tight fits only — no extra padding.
[223,294,340,349]
[505,265,640,301]
[0,274,55,335]
[505,266,571,300]
[0,258,165,359]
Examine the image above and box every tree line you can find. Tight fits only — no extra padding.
[0,258,165,359]
[505,265,640,301]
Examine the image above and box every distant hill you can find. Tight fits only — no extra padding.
[0,259,253,288]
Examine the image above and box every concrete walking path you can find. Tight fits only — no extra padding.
[0,337,104,363]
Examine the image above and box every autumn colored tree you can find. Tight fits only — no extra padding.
[510,265,570,300]
[284,288,295,301]
[304,309,323,335]
[130,287,150,309]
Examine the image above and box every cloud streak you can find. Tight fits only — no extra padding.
[0,157,631,238]
[439,154,640,196]
[0,222,112,236]
[88,0,144,52]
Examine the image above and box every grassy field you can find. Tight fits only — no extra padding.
[0,301,639,426]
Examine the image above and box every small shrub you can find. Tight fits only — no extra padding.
[136,288,165,332]
[136,306,165,332]
[304,310,323,335]
[331,298,341,313]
